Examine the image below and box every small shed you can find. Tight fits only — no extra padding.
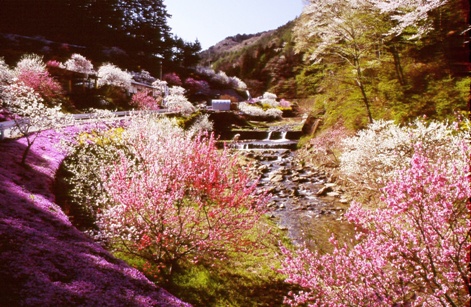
[211,99,231,111]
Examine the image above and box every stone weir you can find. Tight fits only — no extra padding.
[216,125,350,248]
[218,130,302,150]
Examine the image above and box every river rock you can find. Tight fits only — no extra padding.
[316,185,333,196]
[326,191,340,197]
[257,164,270,173]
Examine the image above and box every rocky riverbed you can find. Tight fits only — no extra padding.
[237,148,354,250]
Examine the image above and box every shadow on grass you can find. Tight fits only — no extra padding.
[0,133,187,306]
[160,258,297,307]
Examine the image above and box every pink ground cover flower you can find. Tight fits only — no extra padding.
[0,127,189,306]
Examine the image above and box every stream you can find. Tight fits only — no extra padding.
[232,132,352,249]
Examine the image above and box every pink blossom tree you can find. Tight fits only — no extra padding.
[98,118,266,276]
[130,91,161,110]
[162,72,182,86]
[14,54,63,105]
[280,145,471,306]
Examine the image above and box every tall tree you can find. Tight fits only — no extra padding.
[295,0,382,123]
[0,0,177,73]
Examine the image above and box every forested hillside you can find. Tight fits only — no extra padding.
[200,21,303,99]
[204,0,470,129]
[0,0,201,78]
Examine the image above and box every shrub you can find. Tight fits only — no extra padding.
[184,78,211,96]
[62,126,128,230]
[165,86,195,115]
[265,108,283,119]
[130,91,161,110]
[97,63,132,90]
[186,113,214,137]
[280,144,471,306]
[163,72,182,86]
[261,92,280,108]
[14,54,64,104]
[279,99,291,108]
[64,53,94,75]
[239,102,282,120]
[97,117,266,276]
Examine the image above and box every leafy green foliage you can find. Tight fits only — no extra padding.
[58,126,129,230]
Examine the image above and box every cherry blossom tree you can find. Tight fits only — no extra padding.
[14,54,63,105]
[280,144,471,306]
[98,117,266,276]
[97,63,132,90]
[164,86,195,114]
[371,0,450,39]
[64,53,95,75]
[295,0,384,123]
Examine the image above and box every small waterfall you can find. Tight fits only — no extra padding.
[264,131,273,141]
[280,131,288,141]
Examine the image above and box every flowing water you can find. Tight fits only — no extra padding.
[234,132,353,250]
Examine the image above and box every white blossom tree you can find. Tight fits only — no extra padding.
[295,0,383,123]
[97,63,132,90]
[64,53,95,75]
[2,82,73,165]
[371,0,450,39]
[165,86,195,115]
[0,57,13,85]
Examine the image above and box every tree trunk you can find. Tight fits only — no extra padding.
[354,57,373,124]
[390,45,406,86]
[21,136,34,166]
[356,77,373,124]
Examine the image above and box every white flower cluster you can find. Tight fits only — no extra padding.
[64,53,95,75]
[14,54,46,75]
[0,57,13,85]
[97,63,132,90]
[238,102,282,119]
[2,82,73,135]
[261,92,280,108]
[339,119,470,189]
[229,76,247,91]
[165,86,195,115]
[187,113,214,137]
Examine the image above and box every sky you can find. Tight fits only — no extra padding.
[164,0,305,50]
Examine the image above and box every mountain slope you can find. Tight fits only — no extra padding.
[199,20,304,98]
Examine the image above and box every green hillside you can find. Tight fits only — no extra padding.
[202,0,470,129]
